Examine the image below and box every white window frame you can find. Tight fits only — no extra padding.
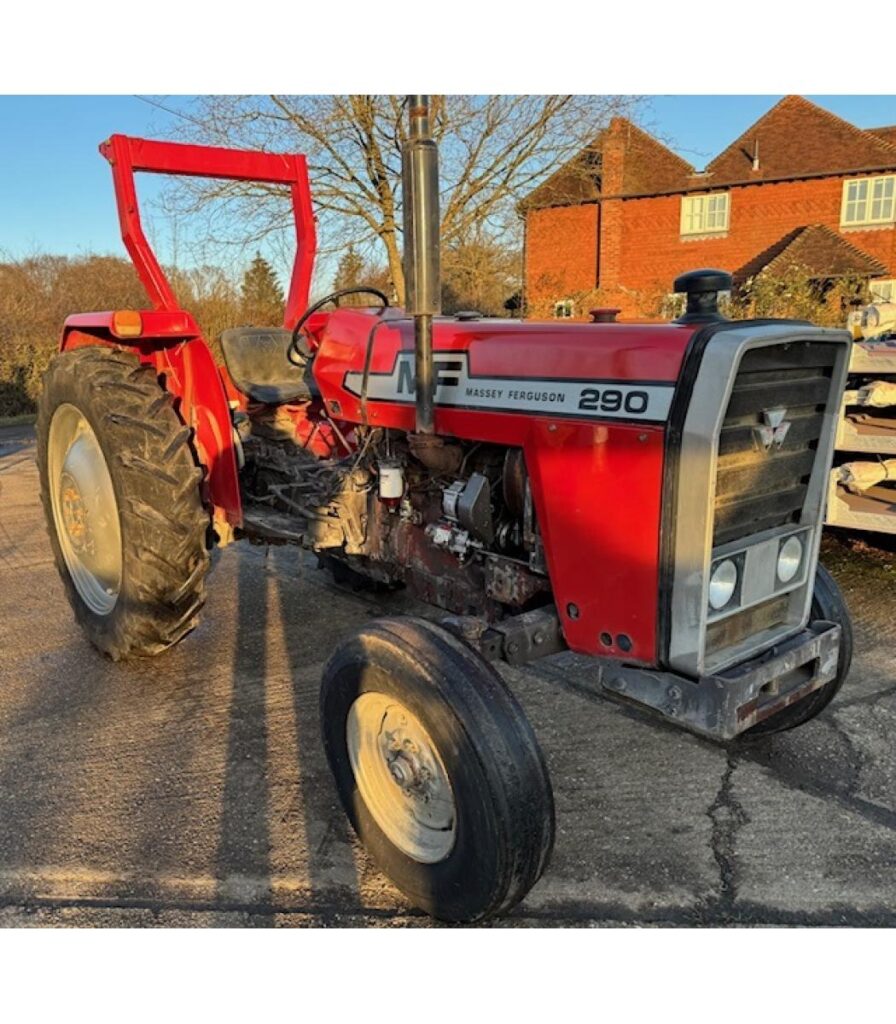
[680,192,730,237]
[840,175,896,228]
[870,279,896,302]
[554,299,575,319]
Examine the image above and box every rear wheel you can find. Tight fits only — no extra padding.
[320,616,555,922]
[37,347,211,660]
[741,563,853,738]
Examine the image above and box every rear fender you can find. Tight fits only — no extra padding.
[61,310,242,541]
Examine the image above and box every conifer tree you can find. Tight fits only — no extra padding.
[240,252,284,325]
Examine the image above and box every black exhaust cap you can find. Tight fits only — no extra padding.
[673,268,732,324]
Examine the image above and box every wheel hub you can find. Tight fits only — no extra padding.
[48,404,122,617]
[346,693,456,864]
[383,728,436,797]
[59,471,92,555]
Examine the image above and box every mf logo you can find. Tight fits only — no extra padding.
[754,406,791,451]
[396,356,464,393]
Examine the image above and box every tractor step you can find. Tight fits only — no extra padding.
[241,506,306,545]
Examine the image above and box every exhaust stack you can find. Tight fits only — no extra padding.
[402,95,441,434]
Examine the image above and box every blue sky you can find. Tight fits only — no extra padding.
[0,96,178,258]
[1,95,894,285]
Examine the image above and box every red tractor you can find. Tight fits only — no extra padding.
[37,97,853,922]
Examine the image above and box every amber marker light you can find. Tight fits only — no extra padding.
[112,310,143,337]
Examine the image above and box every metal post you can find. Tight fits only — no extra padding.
[402,95,441,434]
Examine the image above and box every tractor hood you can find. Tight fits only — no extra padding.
[311,307,698,431]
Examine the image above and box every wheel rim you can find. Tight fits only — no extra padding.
[346,692,457,864]
[48,403,122,616]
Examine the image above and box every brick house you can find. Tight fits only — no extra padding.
[522,95,896,319]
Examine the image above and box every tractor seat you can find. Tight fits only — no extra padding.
[220,327,312,405]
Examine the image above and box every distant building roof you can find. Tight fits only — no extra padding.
[522,118,694,209]
[612,119,696,195]
[524,96,896,210]
[734,224,887,285]
[705,96,896,184]
[868,125,896,147]
[522,135,604,209]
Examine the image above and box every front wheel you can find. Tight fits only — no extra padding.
[741,563,853,738]
[320,617,555,922]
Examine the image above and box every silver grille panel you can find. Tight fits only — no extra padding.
[713,342,838,546]
[668,325,850,678]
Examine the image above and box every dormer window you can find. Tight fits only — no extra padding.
[841,176,895,228]
[681,192,730,237]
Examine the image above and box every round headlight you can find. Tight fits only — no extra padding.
[777,535,803,583]
[708,559,738,610]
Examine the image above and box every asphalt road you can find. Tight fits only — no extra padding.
[1,422,895,927]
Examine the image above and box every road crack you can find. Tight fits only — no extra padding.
[707,755,748,907]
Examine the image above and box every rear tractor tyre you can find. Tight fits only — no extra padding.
[741,563,853,739]
[36,347,211,660]
[320,616,555,922]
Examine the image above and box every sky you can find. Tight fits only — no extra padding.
[1,94,894,290]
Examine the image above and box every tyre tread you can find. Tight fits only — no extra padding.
[36,346,211,660]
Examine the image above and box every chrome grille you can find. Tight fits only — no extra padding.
[667,324,850,679]
[713,342,837,546]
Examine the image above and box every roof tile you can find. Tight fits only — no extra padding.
[522,118,694,209]
[734,224,887,284]
[705,96,896,184]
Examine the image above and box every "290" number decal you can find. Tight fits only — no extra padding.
[577,388,650,414]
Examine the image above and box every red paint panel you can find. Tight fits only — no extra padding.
[63,309,201,341]
[524,421,665,662]
[315,310,693,401]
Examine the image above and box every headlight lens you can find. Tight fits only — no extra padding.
[777,535,803,583]
[708,559,738,610]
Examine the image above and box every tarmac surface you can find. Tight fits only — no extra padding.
[1,421,895,927]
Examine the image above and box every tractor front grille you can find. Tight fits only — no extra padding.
[667,325,850,679]
[713,342,838,547]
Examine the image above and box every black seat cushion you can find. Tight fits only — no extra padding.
[220,327,312,405]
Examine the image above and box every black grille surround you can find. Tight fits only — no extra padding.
[713,341,837,547]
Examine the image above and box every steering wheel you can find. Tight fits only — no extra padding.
[288,287,390,366]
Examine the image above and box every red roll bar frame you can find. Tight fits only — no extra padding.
[100,133,317,329]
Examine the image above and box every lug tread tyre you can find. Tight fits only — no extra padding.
[37,347,211,660]
[320,616,555,922]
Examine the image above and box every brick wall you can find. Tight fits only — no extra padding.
[526,174,896,319]
[525,204,598,311]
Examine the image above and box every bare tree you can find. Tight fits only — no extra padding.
[156,94,642,305]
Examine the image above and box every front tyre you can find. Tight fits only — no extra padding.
[742,563,853,738]
[320,617,555,922]
[37,347,211,660]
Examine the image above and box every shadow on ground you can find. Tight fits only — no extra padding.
[1,426,896,927]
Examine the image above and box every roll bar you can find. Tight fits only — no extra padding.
[100,133,317,329]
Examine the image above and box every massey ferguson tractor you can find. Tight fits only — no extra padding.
[37,97,854,922]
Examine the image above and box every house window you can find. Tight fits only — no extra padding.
[870,279,896,302]
[841,176,896,227]
[680,193,730,236]
[554,299,575,319]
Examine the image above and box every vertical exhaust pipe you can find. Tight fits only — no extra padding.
[402,95,441,435]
